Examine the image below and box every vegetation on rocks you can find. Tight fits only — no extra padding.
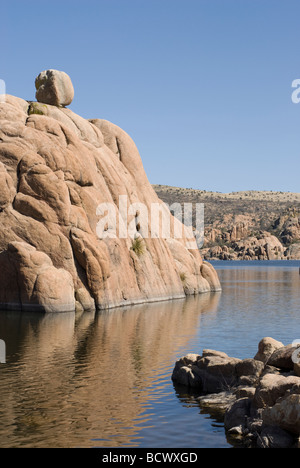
[131,237,145,257]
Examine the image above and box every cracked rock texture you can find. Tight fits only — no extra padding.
[0,73,220,313]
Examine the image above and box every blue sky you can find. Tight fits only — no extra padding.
[2,0,300,193]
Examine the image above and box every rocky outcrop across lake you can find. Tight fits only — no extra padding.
[0,70,221,313]
[202,230,286,261]
[153,185,300,261]
[172,337,300,448]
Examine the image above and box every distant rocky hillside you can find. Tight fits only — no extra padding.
[153,185,300,260]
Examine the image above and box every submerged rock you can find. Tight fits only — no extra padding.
[197,391,236,414]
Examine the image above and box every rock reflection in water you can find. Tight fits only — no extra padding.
[0,292,220,448]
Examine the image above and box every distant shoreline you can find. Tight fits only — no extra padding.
[152,184,300,202]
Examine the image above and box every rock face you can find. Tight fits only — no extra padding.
[172,337,300,448]
[0,72,221,313]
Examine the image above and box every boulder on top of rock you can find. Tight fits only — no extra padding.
[35,69,74,107]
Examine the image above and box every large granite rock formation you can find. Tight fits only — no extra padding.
[0,70,221,313]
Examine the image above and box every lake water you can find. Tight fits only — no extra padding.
[0,260,299,448]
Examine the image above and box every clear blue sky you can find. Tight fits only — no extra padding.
[2,0,300,193]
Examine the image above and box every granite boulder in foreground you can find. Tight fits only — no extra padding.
[172,337,300,448]
[0,70,221,313]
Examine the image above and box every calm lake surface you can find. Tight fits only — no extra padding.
[0,260,299,448]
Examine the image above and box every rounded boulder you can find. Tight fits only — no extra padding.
[35,69,74,107]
